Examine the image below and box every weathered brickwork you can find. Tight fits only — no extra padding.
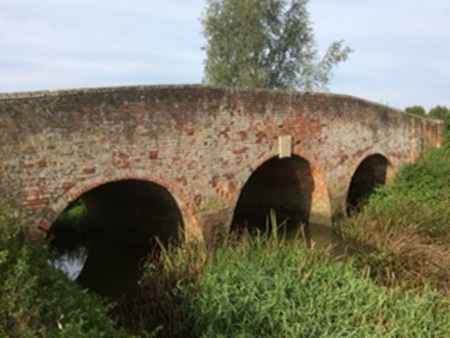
[0,85,443,244]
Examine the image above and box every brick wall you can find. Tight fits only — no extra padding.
[0,85,443,243]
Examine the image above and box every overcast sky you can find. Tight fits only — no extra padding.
[1,0,449,111]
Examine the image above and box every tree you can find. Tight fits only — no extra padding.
[201,0,352,90]
[428,105,450,134]
[405,105,426,117]
[428,105,450,121]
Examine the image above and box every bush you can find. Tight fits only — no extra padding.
[405,105,426,117]
[0,199,129,337]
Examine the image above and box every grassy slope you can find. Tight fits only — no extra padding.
[336,142,450,293]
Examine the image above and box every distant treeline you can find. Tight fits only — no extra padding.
[406,105,450,129]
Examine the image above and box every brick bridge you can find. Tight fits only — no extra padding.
[0,85,443,295]
[0,84,443,240]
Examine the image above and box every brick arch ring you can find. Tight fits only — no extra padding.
[36,171,203,242]
[232,150,332,230]
[343,150,394,215]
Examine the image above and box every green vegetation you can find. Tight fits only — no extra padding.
[429,105,450,132]
[338,106,450,292]
[201,0,352,90]
[2,106,450,336]
[50,199,89,255]
[111,232,450,336]
[0,199,127,337]
[337,145,450,292]
[405,105,426,116]
[174,235,450,337]
[2,202,450,336]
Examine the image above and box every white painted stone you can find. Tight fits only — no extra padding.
[278,135,292,158]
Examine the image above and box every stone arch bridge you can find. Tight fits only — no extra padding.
[0,85,443,246]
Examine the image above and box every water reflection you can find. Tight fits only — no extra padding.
[49,179,184,299]
[49,248,87,281]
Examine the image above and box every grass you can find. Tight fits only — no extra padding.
[3,125,450,336]
[336,142,450,293]
[2,197,450,336]
[133,232,450,337]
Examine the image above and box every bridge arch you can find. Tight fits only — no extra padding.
[45,174,201,298]
[346,153,391,215]
[231,154,316,240]
[43,173,202,241]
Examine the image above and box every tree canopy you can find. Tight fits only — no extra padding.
[428,105,450,122]
[201,0,352,90]
[405,105,426,117]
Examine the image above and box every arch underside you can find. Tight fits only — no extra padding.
[50,179,184,298]
[231,156,314,240]
[47,153,389,297]
[346,154,389,215]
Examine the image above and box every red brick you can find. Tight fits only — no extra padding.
[0,85,442,245]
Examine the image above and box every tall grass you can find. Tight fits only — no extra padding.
[170,232,450,337]
[2,196,450,336]
[337,142,450,292]
[111,239,208,337]
[113,230,450,337]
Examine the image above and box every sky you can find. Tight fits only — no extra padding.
[0,0,449,111]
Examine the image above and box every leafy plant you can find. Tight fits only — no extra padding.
[0,199,128,337]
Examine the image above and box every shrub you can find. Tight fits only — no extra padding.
[0,199,128,337]
[405,105,426,117]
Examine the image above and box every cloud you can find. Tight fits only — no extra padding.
[309,0,450,110]
[0,0,206,92]
[0,0,448,111]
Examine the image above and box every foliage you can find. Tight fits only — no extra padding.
[428,105,450,120]
[405,105,426,116]
[49,198,90,254]
[0,199,128,337]
[201,0,352,90]
[112,240,209,337]
[173,233,450,337]
[337,142,450,292]
[3,194,450,336]
[428,105,450,132]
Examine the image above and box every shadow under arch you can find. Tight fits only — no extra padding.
[231,155,314,240]
[49,179,184,298]
[346,154,390,215]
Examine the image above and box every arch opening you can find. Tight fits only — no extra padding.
[231,156,314,240]
[48,179,184,298]
[346,154,389,215]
